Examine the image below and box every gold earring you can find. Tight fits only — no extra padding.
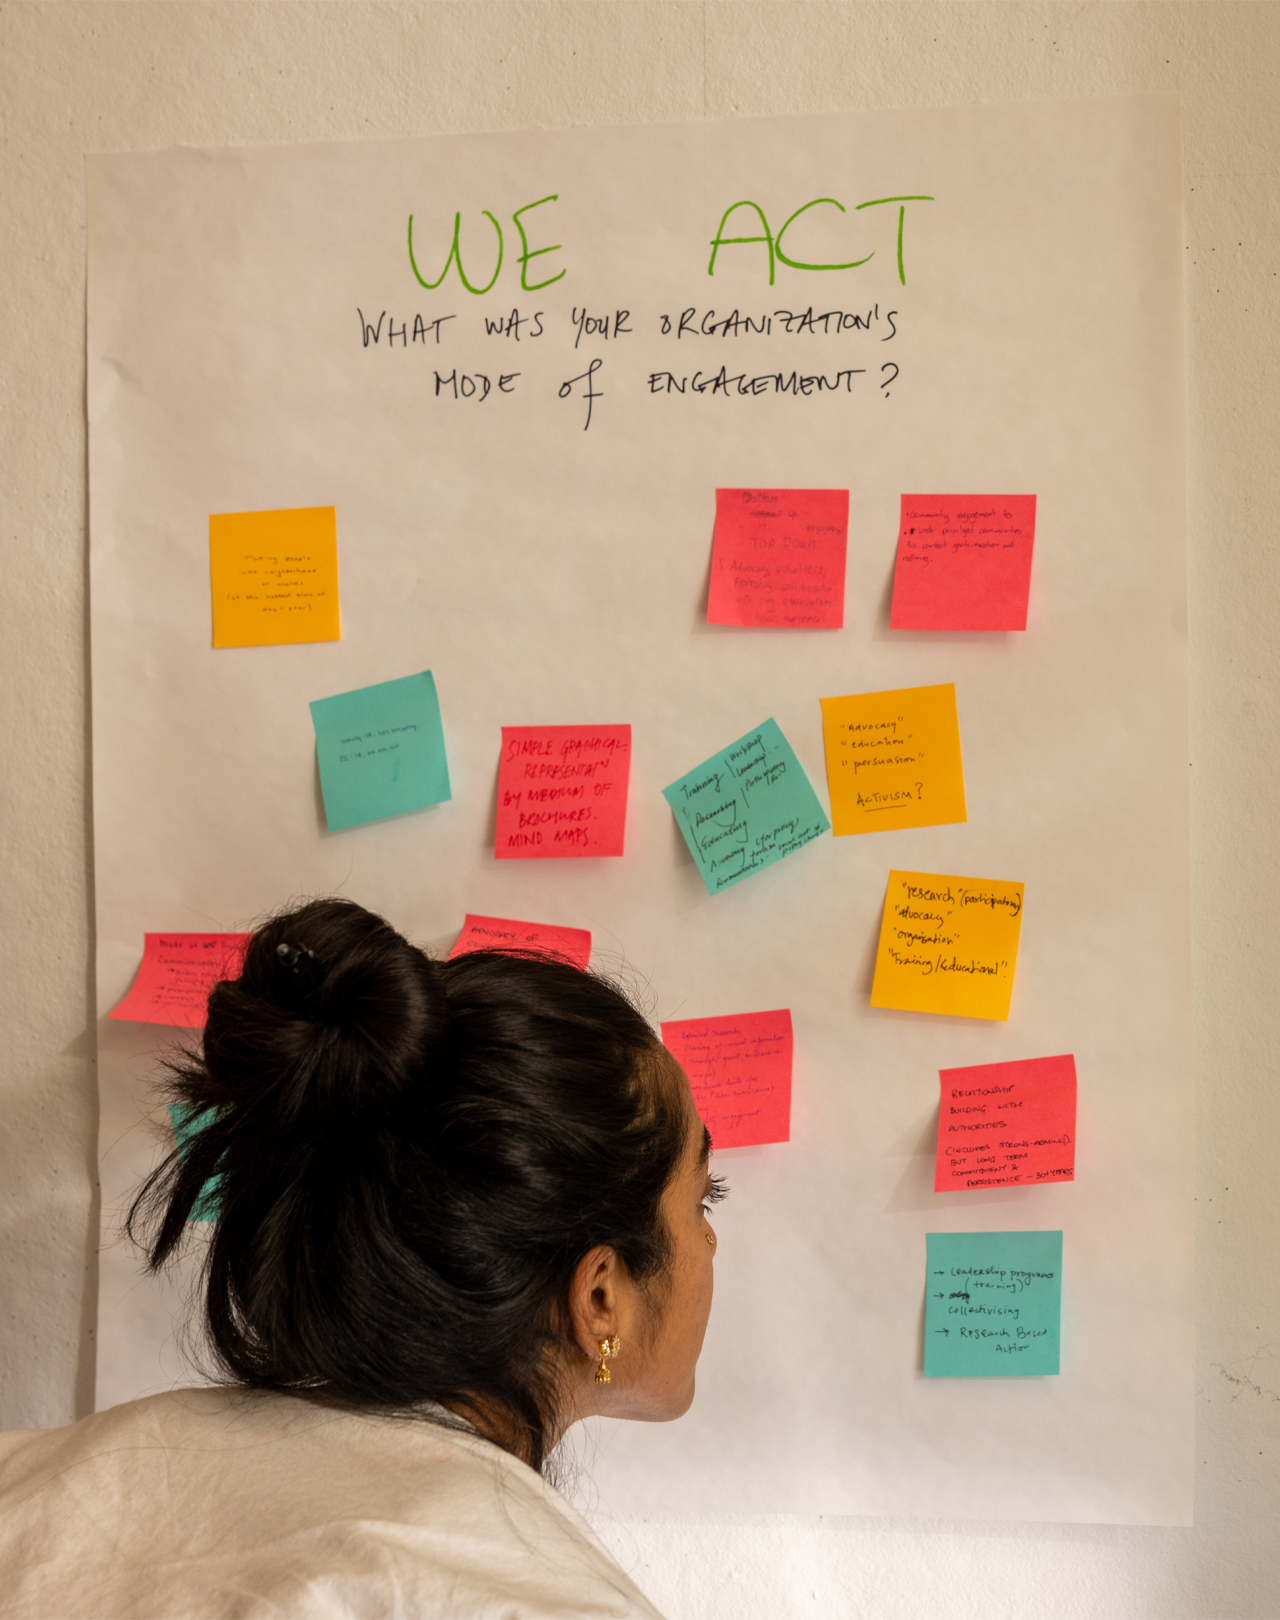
[705,1230,716,1248]
[594,1335,621,1383]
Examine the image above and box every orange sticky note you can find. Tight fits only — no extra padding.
[820,683,967,835]
[935,1054,1077,1191]
[209,505,340,647]
[109,933,250,1027]
[890,494,1036,630]
[708,488,849,628]
[660,1009,792,1149]
[495,725,631,858]
[870,870,1024,1021]
[449,914,592,969]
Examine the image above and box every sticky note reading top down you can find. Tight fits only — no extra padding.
[209,505,340,647]
[310,670,451,831]
[661,1009,792,1148]
[663,718,830,895]
[924,1230,1062,1376]
[449,914,592,970]
[890,494,1036,631]
[871,869,1024,1020]
[708,488,849,628]
[109,933,250,1027]
[820,683,967,835]
[936,1055,1077,1191]
[496,725,631,858]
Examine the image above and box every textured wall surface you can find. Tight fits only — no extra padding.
[1,4,1277,1615]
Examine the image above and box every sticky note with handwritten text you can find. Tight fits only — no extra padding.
[936,1055,1077,1191]
[449,914,592,969]
[870,869,1024,1020]
[109,933,250,1027]
[496,725,631,858]
[924,1230,1062,1376]
[708,488,849,628]
[661,1009,792,1149]
[168,1103,221,1221]
[663,718,830,895]
[310,670,451,831]
[209,505,340,647]
[890,494,1036,631]
[820,683,966,835]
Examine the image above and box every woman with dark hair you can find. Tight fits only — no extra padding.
[0,898,724,1618]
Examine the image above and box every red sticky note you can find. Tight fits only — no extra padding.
[660,1009,792,1149]
[495,724,631,858]
[108,933,250,1028]
[934,1054,1077,1191]
[890,494,1037,630]
[449,914,592,970]
[708,488,849,628]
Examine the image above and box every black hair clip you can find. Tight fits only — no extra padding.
[275,941,325,1008]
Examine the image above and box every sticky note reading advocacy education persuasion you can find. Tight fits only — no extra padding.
[496,726,631,858]
[661,1009,792,1149]
[871,869,1024,1020]
[449,915,592,970]
[820,683,966,835]
[663,718,830,895]
[924,1230,1062,1377]
[708,488,849,628]
[109,933,250,1027]
[209,506,340,648]
[310,670,450,832]
[936,1054,1077,1192]
[890,494,1036,631]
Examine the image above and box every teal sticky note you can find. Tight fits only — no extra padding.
[924,1230,1062,1377]
[168,1102,221,1222]
[662,717,830,895]
[310,670,451,831]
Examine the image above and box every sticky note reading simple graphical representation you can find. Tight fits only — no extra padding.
[449,914,592,969]
[109,933,250,1027]
[924,1230,1062,1376]
[310,670,450,831]
[708,488,849,628]
[209,505,340,647]
[660,1009,792,1149]
[890,495,1036,631]
[495,725,631,858]
[936,1055,1077,1191]
[820,683,966,835]
[663,719,831,895]
[871,870,1024,1020]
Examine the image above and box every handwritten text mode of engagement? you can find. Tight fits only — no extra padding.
[208,506,340,648]
[870,870,1025,1021]
[660,1009,793,1149]
[935,1054,1077,1192]
[708,488,849,629]
[820,683,967,835]
[109,934,250,1028]
[924,1230,1062,1377]
[496,725,631,858]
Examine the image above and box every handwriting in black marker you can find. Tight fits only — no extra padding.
[559,357,604,431]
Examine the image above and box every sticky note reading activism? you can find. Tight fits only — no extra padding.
[496,725,631,858]
[936,1055,1077,1191]
[109,933,250,1027]
[209,505,340,647]
[871,869,1024,1020]
[663,718,830,895]
[708,488,849,628]
[449,914,592,969]
[924,1230,1062,1376]
[310,670,451,831]
[890,494,1036,631]
[820,683,967,835]
[661,1009,792,1148]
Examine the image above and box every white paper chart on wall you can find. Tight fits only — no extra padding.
[87,98,1192,1524]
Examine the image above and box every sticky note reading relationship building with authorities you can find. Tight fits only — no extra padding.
[310,670,450,832]
[936,1054,1077,1192]
[890,494,1036,631]
[496,725,631,858]
[820,683,967,835]
[708,488,849,628]
[871,869,1024,1020]
[109,933,250,1027]
[449,914,592,970]
[924,1230,1062,1377]
[209,505,340,647]
[661,1009,792,1149]
[663,719,830,895]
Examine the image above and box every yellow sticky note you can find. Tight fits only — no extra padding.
[820,684,966,835]
[870,869,1024,1020]
[209,506,340,648]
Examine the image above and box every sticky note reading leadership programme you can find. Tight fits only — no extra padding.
[660,1009,792,1148]
[924,1230,1062,1376]
[663,719,830,895]
[890,494,1036,631]
[496,725,630,858]
[935,1054,1077,1192]
[820,683,966,835]
[871,869,1024,1020]
[708,488,849,628]
[109,933,250,1027]
[449,914,592,969]
[209,505,340,647]
[310,670,450,831]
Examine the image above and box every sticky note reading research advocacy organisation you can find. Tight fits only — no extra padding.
[661,1009,792,1149]
[936,1055,1077,1191]
[209,505,340,647]
[449,914,592,969]
[870,869,1024,1020]
[708,489,849,628]
[109,933,250,1027]
[820,683,966,835]
[310,670,451,832]
[924,1230,1062,1377]
[890,494,1036,631]
[496,726,631,858]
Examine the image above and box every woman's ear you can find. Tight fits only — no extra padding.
[567,1244,625,1362]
